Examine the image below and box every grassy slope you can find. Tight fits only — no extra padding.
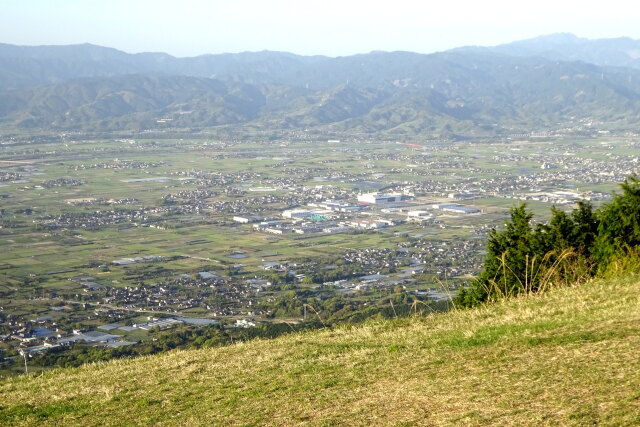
[1,276,639,426]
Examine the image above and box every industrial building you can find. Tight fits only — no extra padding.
[432,203,481,214]
[357,192,409,204]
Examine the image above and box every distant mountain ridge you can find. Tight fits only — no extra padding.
[1,35,640,136]
[0,43,326,90]
[479,33,640,69]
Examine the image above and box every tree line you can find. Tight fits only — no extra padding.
[456,175,640,307]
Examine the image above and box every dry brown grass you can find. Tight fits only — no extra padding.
[1,274,639,426]
[481,249,594,303]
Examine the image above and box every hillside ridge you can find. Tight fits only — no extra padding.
[2,274,639,426]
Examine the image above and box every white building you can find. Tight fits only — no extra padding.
[253,220,288,230]
[432,203,480,214]
[407,210,432,217]
[448,191,480,200]
[265,228,291,235]
[233,216,262,223]
[357,193,408,204]
[349,219,392,229]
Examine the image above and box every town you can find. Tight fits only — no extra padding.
[0,134,636,376]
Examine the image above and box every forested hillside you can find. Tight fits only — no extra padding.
[2,38,640,136]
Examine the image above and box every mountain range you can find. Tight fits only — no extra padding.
[2,34,640,137]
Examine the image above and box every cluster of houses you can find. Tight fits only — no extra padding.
[0,170,23,182]
[4,317,137,357]
[169,169,261,187]
[65,197,139,206]
[40,178,85,188]
[111,255,167,266]
[71,159,165,170]
[3,312,226,358]
[365,142,637,205]
[35,208,153,230]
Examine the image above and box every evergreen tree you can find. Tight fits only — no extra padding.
[592,175,640,271]
[457,204,538,306]
[546,207,574,250]
[457,201,599,308]
[569,201,599,256]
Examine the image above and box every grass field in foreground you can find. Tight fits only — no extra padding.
[1,274,639,426]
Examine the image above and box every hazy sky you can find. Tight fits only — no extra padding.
[1,0,638,57]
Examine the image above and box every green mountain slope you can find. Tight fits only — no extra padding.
[2,275,639,426]
[0,74,266,131]
[2,52,640,136]
[3,40,640,135]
